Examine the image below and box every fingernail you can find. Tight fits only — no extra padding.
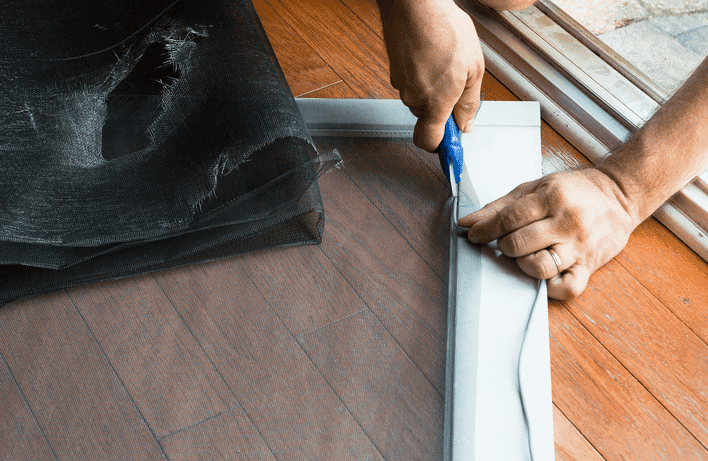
[464,120,474,133]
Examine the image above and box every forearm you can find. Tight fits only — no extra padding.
[377,0,457,25]
[598,56,708,225]
[377,0,534,14]
[475,0,535,11]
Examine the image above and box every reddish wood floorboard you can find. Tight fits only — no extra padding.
[566,259,708,448]
[299,310,444,460]
[0,354,55,461]
[252,0,341,98]
[549,303,707,460]
[338,0,384,37]
[236,245,366,338]
[618,218,708,341]
[0,294,167,460]
[67,275,239,439]
[153,261,383,460]
[263,0,396,98]
[159,408,276,461]
[552,405,604,461]
[317,169,447,392]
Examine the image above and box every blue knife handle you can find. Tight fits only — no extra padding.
[436,114,464,184]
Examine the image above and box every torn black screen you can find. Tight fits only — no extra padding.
[0,0,339,305]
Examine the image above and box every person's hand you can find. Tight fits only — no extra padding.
[379,0,484,152]
[458,168,639,299]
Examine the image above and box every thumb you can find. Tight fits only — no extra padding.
[452,76,483,133]
[413,112,449,153]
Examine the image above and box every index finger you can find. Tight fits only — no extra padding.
[463,190,549,244]
[458,181,536,227]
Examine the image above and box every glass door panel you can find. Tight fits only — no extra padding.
[552,0,708,92]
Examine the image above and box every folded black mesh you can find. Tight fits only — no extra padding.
[0,0,340,305]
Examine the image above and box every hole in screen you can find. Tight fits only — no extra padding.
[101,40,180,160]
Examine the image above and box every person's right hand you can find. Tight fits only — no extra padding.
[379,0,485,152]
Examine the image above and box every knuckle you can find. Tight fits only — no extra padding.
[546,180,572,206]
[399,91,417,110]
[455,99,479,115]
[497,207,522,233]
[499,232,526,257]
[557,208,590,238]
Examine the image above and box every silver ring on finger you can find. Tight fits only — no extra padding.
[547,247,562,275]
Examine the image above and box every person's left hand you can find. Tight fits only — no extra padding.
[458,168,638,299]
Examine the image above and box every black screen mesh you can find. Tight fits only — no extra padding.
[0,0,340,305]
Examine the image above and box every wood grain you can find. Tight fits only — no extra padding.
[315,136,450,279]
[160,407,276,461]
[301,81,359,98]
[67,275,239,439]
[552,405,604,461]
[338,0,384,37]
[0,293,167,460]
[236,244,367,338]
[299,309,443,460]
[0,354,54,461]
[317,168,447,392]
[549,302,706,460]
[252,0,341,98]
[617,218,708,341]
[566,259,708,448]
[154,260,384,460]
[263,0,396,98]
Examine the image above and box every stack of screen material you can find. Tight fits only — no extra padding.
[0,0,339,305]
[297,98,554,461]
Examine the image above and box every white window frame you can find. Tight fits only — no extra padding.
[458,0,708,262]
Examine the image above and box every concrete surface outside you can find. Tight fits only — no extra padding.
[552,0,708,92]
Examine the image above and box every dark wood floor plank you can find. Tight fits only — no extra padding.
[317,168,447,391]
[549,301,706,460]
[0,294,166,460]
[263,0,395,98]
[67,276,239,439]
[315,137,451,280]
[565,259,708,449]
[253,0,341,98]
[160,408,276,461]
[236,245,367,338]
[0,354,55,461]
[553,405,604,461]
[299,309,443,460]
[154,260,384,460]
[338,0,383,37]
[617,218,708,341]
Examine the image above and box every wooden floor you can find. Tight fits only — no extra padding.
[3,0,708,459]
